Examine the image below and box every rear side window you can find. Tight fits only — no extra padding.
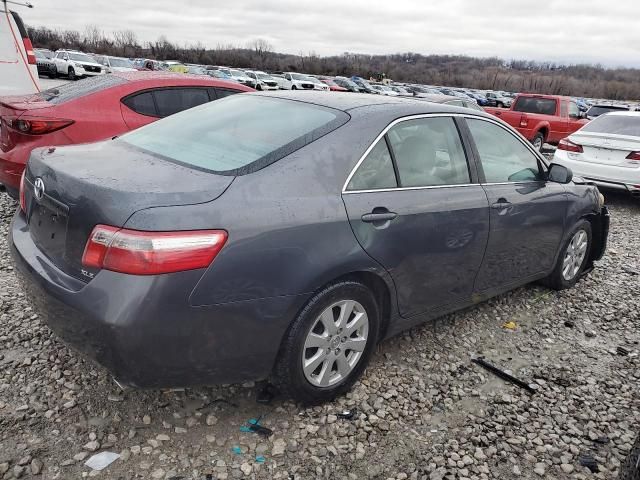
[513,97,557,115]
[153,88,210,117]
[581,115,640,136]
[39,75,127,104]
[212,88,240,99]
[122,91,157,116]
[120,95,348,175]
[388,117,470,187]
[346,139,397,191]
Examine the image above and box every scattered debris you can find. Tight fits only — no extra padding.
[471,357,536,394]
[255,455,266,464]
[594,436,610,444]
[585,330,597,338]
[231,446,243,455]
[84,452,120,471]
[256,383,278,404]
[336,409,357,420]
[502,321,517,330]
[617,346,630,356]
[578,452,599,473]
[564,320,575,328]
[240,417,273,437]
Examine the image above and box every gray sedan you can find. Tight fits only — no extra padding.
[10,92,609,404]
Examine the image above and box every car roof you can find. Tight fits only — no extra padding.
[254,91,493,118]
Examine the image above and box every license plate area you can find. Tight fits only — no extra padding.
[29,197,69,260]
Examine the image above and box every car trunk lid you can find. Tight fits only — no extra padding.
[570,132,640,165]
[23,140,234,282]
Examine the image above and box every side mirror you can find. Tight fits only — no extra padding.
[548,163,573,184]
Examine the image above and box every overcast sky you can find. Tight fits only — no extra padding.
[22,0,640,67]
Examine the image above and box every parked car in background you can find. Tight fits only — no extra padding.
[0,72,252,198]
[35,48,54,59]
[316,76,348,92]
[226,68,252,86]
[307,76,330,91]
[333,77,361,92]
[162,61,189,73]
[53,50,103,80]
[553,112,640,196]
[244,70,279,90]
[95,55,137,73]
[485,91,512,108]
[272,72,316,90]
[351,76,378,94]
[0,4,39,96]
[389,85,412,96]
[371,84,399,96]
[206,69,236,81]
[35,50,57,78]
[405,85,442,97]
[585,103,630,120]
[417,93,483,111]
[185,65,208,75]
[10,92,608,404]
[485,94,588,150]
[466,91,489,106]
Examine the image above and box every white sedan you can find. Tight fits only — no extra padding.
[553,111,640,196]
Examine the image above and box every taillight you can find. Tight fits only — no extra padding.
[19,171,26,212]
[82,225,228,275]
[558,138,583,153]
[519,115,528,128]
[23,38,36,65]
[626,151,640,161]
[5,116,74,135]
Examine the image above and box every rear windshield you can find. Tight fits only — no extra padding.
[69,53,95,63]
[120,95,349,175]
[38,75,127,104]
[581,115,640,136]
[513,97,557,115]
[587,105,629,117]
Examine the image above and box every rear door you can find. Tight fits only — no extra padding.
[464,117,568,292]
[342,115,490,318]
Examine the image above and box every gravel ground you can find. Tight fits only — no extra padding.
[0,190,638,480]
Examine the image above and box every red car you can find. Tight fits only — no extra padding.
[0,72,253,197]
[317,77,348,92]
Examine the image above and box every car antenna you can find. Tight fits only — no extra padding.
[2,0,34,7]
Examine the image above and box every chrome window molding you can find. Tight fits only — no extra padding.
[341,112,548,194]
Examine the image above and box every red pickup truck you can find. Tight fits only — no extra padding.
[484,94,588,150]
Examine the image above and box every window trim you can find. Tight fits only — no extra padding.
[342,113,542,194]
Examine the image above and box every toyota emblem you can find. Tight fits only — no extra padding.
[34,178,45,201]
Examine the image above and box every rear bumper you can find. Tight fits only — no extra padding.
[10,211,307,388]
[554,150,640,194]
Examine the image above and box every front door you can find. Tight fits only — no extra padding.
[342,116,490,318]
[464,117,568,292]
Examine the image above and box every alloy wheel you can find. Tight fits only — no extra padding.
[562,229,588,281]
[302,300,369,388]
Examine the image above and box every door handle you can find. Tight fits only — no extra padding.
[362,211,398,223]
[491,199,512,210]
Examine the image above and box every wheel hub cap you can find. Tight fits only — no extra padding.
[562,229,588,281]
[302,300,369,388]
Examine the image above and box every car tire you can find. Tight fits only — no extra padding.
[531,132,545,151]
[68,67,76,81]
[541,220,592,290]
[272,281,380,405]
[256,84,262,91]
[619,433,640,480]
[291,85,297,90]
[497,102,504,108]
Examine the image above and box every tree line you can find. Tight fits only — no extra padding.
[27,25,640,101]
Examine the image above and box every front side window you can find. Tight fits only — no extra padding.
[568,101,580,118]
[120,95,347,174]
[387,117,470,187]
[467,119,542,183]
[346,139,397,191]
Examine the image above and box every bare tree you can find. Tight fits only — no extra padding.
[247,38,273,68]
[113,30,138,57]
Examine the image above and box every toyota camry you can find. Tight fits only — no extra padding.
[10,92,609,404]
